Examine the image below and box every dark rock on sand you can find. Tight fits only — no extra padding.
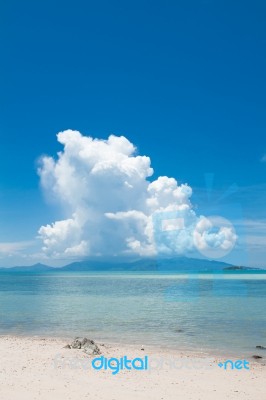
[63,344,71,349]
[71,338,82,349]
[252,355,263,359]
[256,345,266,350]
[68,337,101,355]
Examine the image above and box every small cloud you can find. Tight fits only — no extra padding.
[0,241,34,256]
[261,154,266,162]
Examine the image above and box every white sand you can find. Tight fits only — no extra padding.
[0,336,265,400]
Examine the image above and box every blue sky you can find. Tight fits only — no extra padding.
[0,0,265,267]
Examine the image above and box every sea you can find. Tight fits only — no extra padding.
[0,271,265,357]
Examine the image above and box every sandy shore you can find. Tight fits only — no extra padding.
[0,336,265,400]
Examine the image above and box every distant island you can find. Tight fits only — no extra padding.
[0,257,264,273]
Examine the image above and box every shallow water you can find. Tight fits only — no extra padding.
[0,271,265,356]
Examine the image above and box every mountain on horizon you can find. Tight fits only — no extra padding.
[0,257,264,273]
[0,263,54,272]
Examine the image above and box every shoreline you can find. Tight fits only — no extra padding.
[0,335,265,400]
[0,333,264,360]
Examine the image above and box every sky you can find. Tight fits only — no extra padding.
[0,0,265,267]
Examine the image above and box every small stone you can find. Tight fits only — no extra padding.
[69,337,101,355]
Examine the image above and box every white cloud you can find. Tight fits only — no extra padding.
[261,154,266,162]
[38,130,237,259]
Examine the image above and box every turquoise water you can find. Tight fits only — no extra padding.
[0,271,265,356]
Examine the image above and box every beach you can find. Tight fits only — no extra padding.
[1,0,265,397]
[1,273,265,399]
[0,336,265,400]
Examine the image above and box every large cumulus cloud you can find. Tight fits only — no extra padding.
[38,130,236,259]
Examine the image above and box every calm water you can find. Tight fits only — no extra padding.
[0,271,266,356]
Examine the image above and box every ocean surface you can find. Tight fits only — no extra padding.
[0,271,266,356]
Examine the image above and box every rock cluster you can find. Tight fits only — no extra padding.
[64,337,101,355]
